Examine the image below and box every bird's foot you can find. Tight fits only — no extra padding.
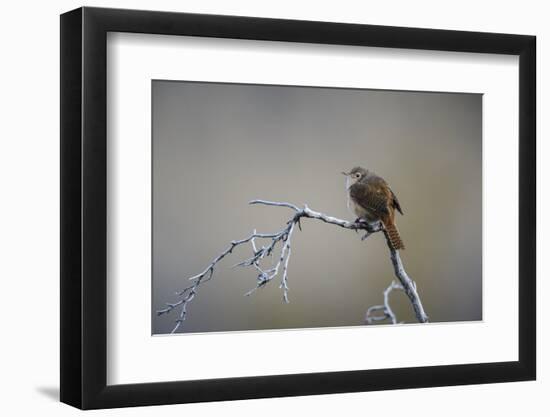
[361,231,372,241]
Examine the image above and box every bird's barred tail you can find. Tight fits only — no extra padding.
[383,220,405,250]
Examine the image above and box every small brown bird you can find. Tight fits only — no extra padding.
[342,166,405,250]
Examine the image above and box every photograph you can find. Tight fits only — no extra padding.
[55,4,537,411]
[152,80,483,335]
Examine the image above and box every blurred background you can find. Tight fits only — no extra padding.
[152,80,482,335]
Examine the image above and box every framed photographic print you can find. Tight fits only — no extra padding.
[60,6,536,409]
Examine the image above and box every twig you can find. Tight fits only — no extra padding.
[365,280,403,324]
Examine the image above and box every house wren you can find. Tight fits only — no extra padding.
[342,166,405,250]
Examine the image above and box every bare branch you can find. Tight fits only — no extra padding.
[158,199,428,333]
[365,280,404,324]
[387,249,429,323]
[249,200,383,233]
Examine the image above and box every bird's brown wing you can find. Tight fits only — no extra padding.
[349,178,391,216]
[389,187,404,215]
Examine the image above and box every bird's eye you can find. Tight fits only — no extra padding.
[354,173,361,179]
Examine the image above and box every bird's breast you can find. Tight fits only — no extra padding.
[346,190,367,218]
[347,189,378,221]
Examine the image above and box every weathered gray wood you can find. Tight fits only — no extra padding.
[158,199,428,333]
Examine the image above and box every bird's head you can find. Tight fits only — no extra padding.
[342,166,368,185]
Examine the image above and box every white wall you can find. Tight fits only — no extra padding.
[0,0,545,415]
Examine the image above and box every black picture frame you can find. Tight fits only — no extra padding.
[60,6,536,410]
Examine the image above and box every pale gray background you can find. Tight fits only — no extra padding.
[152,80,482,335]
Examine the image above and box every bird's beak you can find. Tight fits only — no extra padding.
[341,171,349,176]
